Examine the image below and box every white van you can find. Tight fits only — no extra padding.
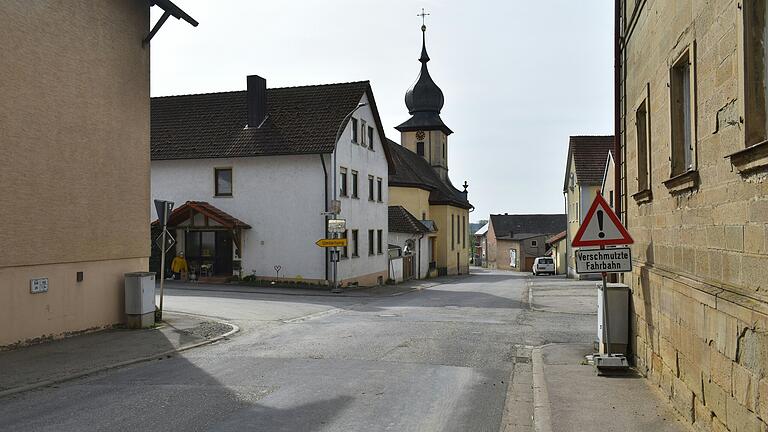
[532,257,555,276]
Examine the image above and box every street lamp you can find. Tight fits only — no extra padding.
[330,102,367,293]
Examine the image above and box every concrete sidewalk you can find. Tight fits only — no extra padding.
[536,343,692,432]
[500,275,694,432]
[0,312,236,397]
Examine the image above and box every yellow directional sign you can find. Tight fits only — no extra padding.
[315,238,348,248]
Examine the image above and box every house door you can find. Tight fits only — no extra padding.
[524,257,536,272]
[403,255,414,280]
[215,231,233,276]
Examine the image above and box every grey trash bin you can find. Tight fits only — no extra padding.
[125,272,156,328]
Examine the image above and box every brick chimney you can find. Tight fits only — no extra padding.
[247,75,267,128]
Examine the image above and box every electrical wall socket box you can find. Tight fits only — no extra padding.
[30,278,49,294]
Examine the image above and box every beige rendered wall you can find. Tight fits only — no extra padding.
[430,205,470,275]
[622,1,768,430]
[389,187,431,221]
[552,238,566,275]
[0,258,147,346]
[401,130,448,179]
[0,1,150,346]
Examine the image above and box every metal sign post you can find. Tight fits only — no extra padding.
[154,200,174,321]
[325,219,346,294]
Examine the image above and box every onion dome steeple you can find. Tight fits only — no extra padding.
[396,21,452,135]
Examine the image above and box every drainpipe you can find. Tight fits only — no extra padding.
[614,0,623,221]
[320,154,329,282]
[418,232,424,279]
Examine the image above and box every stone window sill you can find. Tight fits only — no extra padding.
[662,170,699,194]
[726,139,768,175]
[632,188,653,204]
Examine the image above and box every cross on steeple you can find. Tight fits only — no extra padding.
[417,8,430,27]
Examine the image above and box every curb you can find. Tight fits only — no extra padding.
[0,317,239,399]
[532,346,553,432]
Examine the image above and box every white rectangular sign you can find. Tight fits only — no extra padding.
[327,219,346,233]
[576,247,632,274]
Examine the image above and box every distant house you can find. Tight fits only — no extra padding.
[562,136,614,278]
[0,1,196,347]
[473,223,489,267]
[486,214,566,271]
[150,76,392,286]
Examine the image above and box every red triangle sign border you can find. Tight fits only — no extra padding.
[571,193,634,247]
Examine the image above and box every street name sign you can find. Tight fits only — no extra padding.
[571,193,633,247]
[316,238,348,248]
[576,247,632,274]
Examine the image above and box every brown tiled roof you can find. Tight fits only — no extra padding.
[388,206,430,234]
[386,139,472,209]
[564,135,615,190]
[546,230,567,244]
[151,81,385,160]
[152,201,251,229]
[489,214,566,240]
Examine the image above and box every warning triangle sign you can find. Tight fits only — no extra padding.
[572,193,633,247]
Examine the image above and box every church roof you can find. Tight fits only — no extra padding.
[395,25,452,135]
[386,139,472,209]
[151,81,391,162]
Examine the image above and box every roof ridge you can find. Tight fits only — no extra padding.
[152,80,370,99]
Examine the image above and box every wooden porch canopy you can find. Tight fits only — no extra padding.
[152,201,251,255]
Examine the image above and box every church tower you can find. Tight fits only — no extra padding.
[396,21,453,181]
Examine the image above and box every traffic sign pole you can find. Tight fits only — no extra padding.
[158,228,167,321]
[600,245,611,357]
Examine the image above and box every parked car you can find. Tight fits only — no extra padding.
[532,257,555,276]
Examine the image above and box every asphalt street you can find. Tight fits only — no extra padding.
[0,269,599,432]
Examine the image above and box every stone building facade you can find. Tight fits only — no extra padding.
[619,1,768,430]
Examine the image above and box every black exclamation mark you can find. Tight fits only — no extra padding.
[597,210,605,238]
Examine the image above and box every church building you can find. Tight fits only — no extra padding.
[386,22,472,277]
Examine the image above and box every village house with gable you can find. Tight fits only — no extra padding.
[150,76,391,286]
[484,214,566,272]
[563,135,615,278]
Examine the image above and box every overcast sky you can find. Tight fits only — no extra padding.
[150,1,613,223]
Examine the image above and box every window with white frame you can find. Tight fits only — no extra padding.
[351,118,358,143]
[368,126,375,151]
[368,175,375,201]
[351,170,359,198]
[360,120,367,147]
[743,1,768,147]
[670,48,696,176]
[339,167,348,196]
